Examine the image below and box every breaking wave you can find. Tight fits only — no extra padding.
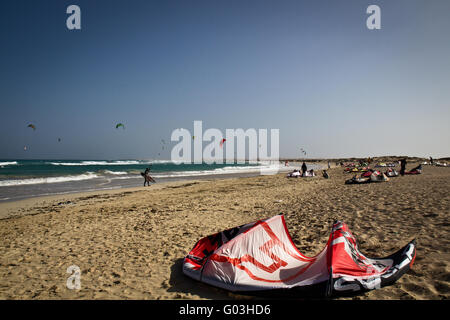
[0,172,99,187]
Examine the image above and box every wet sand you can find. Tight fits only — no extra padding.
[0,162,449,299]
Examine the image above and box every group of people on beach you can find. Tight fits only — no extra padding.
[287,162,323,178]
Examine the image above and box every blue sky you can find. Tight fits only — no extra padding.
[1,0,449,160]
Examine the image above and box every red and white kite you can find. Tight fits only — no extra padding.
[183,214,416,297]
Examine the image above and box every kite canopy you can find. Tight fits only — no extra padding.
[345,176,370,184]
[27,124,36,130]
[115,123,125,129]
[370,171,390,182]
[386,169,399,177]
[405,165,422,175]
[183,215,415,297]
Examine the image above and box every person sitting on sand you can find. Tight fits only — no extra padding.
[322,170,329,179]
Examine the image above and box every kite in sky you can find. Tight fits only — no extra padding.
[27,124,36,130]
[115,123,125,129]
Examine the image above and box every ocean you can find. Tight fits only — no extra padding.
[0,160,302,202]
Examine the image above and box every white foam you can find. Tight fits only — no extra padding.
[0,161,18,166]
[104,170,128,175]
[152,163,291,178]
[0,172,99,187]
[48,160,147,166]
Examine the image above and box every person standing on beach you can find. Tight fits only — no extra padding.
[143,167,155,186]
[143,167,150,186]
[400,158,407,176]
[301,162,307,175]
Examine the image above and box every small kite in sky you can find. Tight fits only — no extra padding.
[27,124,36,130]
[115,123,125,129]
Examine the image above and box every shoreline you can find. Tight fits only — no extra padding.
[0,161,308,205]
[0,161,324,208]
[0,173,264,220]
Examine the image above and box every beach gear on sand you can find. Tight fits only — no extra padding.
[404,164,422,175]
[345,167,370,173]
[182,215,415,297]
[302,169,315,177]
[370,171,390,182]
[361,170,374,178]
[435,162,448,167]
[286,170,301,178]
[375,163,396,168]
[385,169,399,177]
[345,176,370,184]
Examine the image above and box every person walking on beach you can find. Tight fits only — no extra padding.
[400,158,407,176]
[143,167,155,186]
[301,162,307,175]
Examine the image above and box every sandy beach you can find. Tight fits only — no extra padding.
[0,162,449,300]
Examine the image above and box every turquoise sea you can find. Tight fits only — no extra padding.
[0,160,292,202]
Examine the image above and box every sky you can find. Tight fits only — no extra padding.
[1,0,449,160]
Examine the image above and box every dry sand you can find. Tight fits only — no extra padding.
[0,163,449,300]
